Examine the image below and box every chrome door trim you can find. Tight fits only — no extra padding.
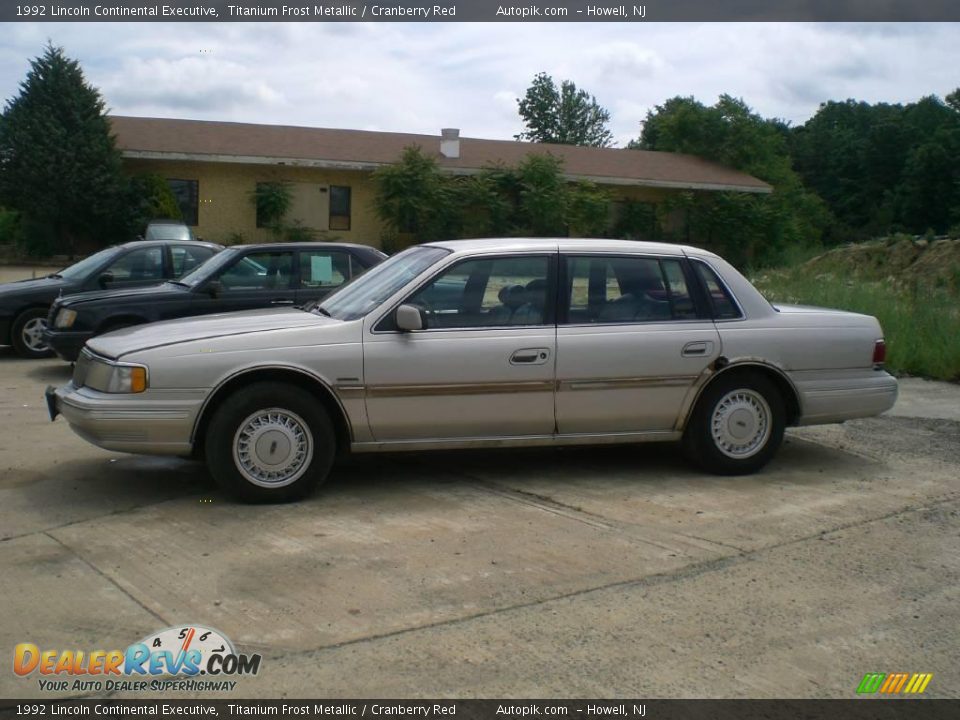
[351,429,683,453]
[365,380,555,398]
[558,375,699,392]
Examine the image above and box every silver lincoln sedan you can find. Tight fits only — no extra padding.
[47,239,898,502]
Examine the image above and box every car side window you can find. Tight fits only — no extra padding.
[660,259,699,320]
[217,251,294,291]
[104,247,164,282]
[565,255,696,324]
[299,250,352,290]
[406,256,551,329]
[693,261,742,320]
[171,245,216,277]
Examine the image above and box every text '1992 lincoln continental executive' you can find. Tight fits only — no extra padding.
[47,239,898,502]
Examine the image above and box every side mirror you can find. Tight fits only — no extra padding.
[205,280,223,298]
[396,304,425,332]
[98,271,114,289]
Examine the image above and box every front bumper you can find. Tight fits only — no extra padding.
[43,328,94,362]
[47,382,207,456]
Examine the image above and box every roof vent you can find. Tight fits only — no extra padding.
[440,128,460,159]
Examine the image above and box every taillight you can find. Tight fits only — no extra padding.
[872,340,886,365]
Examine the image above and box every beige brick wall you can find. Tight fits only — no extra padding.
[125,159,681,248]
[125,159,384,248]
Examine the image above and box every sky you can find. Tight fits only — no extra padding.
[0,21,958,146]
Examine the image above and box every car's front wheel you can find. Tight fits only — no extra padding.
[682,372,785,475]
[205,382,336,502]
[11,308,54,359]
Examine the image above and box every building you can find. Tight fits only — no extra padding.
[112,116,771,247]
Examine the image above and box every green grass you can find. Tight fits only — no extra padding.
[751,268,960,381]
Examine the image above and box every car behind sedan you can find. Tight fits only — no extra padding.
[0,239,221,358]
[47,238,897,502]
[43,242,387,361]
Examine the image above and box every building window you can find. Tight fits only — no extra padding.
[167,179,199,226]
[329,185,351,231]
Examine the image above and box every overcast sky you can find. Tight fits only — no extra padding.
[1,22,957,146]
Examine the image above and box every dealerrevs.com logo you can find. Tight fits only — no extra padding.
[13,625,261,693]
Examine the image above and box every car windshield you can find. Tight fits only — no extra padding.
[176,247,242,287]
[56,246,122,280]
[318,245,450,321]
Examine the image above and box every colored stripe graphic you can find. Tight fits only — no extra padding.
[857,672,932,694]
[880,673,909,693]
[904,673,933,694]
[857,673,886,694]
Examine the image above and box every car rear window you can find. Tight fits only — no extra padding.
[693,261,742,320]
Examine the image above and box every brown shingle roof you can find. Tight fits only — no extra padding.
[110,116,771,194]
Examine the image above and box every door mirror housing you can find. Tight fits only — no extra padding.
[205,280,223,298]
[97,271,114,289]
[396,304,425,332]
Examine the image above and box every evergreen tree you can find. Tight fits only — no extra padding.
[0,44,130,256]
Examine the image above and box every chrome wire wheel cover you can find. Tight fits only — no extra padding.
[232,408,313,488]
[22,317,49,352]
[710,389,772,459]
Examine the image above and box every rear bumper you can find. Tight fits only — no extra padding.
[48,382,206,456]
[43,329,93,362]
[793,369,898,425]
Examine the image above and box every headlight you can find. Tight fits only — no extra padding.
[105,364,149,394]
[55,308,77,329]
[82,356,149,394]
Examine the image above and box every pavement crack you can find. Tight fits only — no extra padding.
[1,494,204,543]
[466,476,746,555]
[43,531,169,627]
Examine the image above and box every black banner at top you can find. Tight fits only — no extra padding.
[2,0,960,23]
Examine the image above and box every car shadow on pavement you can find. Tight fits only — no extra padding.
[321,433,873,501]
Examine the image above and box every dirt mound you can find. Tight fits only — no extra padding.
[804,235,960,289]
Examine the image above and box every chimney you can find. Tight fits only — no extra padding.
[440,128,460,159]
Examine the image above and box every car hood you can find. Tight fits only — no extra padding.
[0,275,68,298]
[58,282,186,307]
[86,307,330,359]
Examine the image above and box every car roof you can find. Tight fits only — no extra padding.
[119,239,223,250]
[424,237,715,257]
[220,242,381,252]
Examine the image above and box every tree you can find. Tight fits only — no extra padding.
[790,95,960,239]
[0,44,131,256]
[633,95,830,266]
[373,145,462,245]
[251,181,292,238]
[130,174,182,227]
[516,73,614,147]
[947,88,960,114]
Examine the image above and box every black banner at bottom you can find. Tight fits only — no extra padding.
[1,700,959,720]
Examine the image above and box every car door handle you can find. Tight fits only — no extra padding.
[270,299,295,305]
[682,341,714,357]
[510,348,550,365]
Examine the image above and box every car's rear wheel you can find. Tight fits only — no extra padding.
[682,372,785,475]
[205,382,335,503]
[11,308,53,359]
